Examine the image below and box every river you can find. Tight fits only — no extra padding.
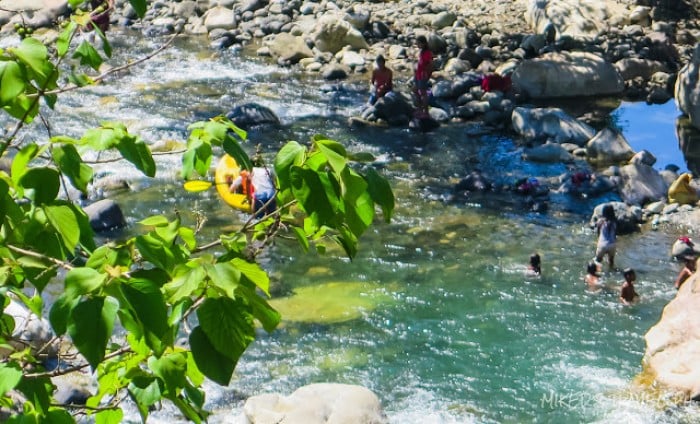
[9,31,700,422]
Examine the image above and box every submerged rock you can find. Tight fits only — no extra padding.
[84,199,127,232]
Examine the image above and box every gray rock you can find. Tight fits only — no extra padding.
[512,51,624,99]
[266,32,313,64]
[244,383,386,424]
[511,107,595,145]
[675,45,700,131]
[618,162,668,206]
[203,5,236,31]
[312,13,369,53]
[226,102,280,128]
[586,128,635,165]
[84,199,127,232]
[1,299,56,360]
[630,150,656,167]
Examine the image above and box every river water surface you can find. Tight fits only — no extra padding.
[9,32,700,423]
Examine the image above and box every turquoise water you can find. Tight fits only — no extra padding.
[8,31,698,422]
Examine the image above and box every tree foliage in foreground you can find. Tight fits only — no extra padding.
[0,0,395,422]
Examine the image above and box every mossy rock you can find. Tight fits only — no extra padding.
[269,281,393,324]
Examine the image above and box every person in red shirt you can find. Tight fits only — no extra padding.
[413,35,433,118]
[369,55,393,105]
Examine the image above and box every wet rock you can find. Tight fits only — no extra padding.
[226,102,280,128]
[511,107,595,145]
[522,142,574,163]
[244,383,386,424]
[455,171,492,192]
[84,199,127,232]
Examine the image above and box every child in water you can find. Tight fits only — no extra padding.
[620,268,639,305]
[526,253,541,277]
[584,261,601,289]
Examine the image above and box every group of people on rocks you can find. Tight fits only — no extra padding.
[527,204,698,306]
[368,35,433,120]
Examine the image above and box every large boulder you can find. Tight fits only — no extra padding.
[226,102,280,128]
[677,115,700,176]
[522,142,574,163]
[524,0,624,38]
[614,58,669,81]
[644,269,700,400]
[675,44,700,131]
[267,33,313,64]
[311,14,369,54]
[511,107,595,145]
[203,6,236,31]
[618,162,668,206]
[84,199,127,232]
[585,128,635,165]
[511,51,624,99]
[373,91,413,126]
[243,383,386,424]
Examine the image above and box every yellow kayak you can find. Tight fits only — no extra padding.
[214,155,253,213]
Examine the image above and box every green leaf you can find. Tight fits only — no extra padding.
[349,152,376,162]
[291,226,310,252]
[16,376,53,415]
[135,234,176,271]
[222,136,252,171]
[365,167,394,221]
[116,135,156,177]
[65,267,107,296]
[52,143,93,193]
[45,408,74,424]
[197,297,254,362]
[0,314,15,338]
[49,294,78,336]
[237,285,280,333]
[274,140,305,194]
[128,375,161,421]
[44,204,81,251]
[315,139,348,175]
[290,167,338,228]
[73,40,103,71]
[163,265,206,303]
[68,297,118,369]
[148,352,187,392]
[11,143,39,187]
[206,262,240,298]
[122,277,169,340]
[56,21,78,57]
[189,326,235,386]
[0,363,22,396]
[129,0,147,17]
[95,409,123,424]
[19,167,60,204]
[139,215,169,227]
[0,61,26,105]
[11,37,49,79]
[231,258,270,296]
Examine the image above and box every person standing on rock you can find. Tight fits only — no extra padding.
[413,35,433,119]
[595,204,617,271]
[369,55,393,105]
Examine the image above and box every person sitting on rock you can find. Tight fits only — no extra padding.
[369,55,393,105]
[620,268,639,305]
[674,254,697,290]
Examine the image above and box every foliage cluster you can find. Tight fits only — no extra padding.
[0,0,394,422]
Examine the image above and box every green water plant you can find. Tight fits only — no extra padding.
[0,1,394,423]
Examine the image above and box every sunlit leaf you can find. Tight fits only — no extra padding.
[52,144,93,193]
[197,297,254,362]
[0,363,22,396]
[44,204,81,251]
[0,61,25,105]
[56,21,78,57]
[365,167,395,221]
[73,40,103,71]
